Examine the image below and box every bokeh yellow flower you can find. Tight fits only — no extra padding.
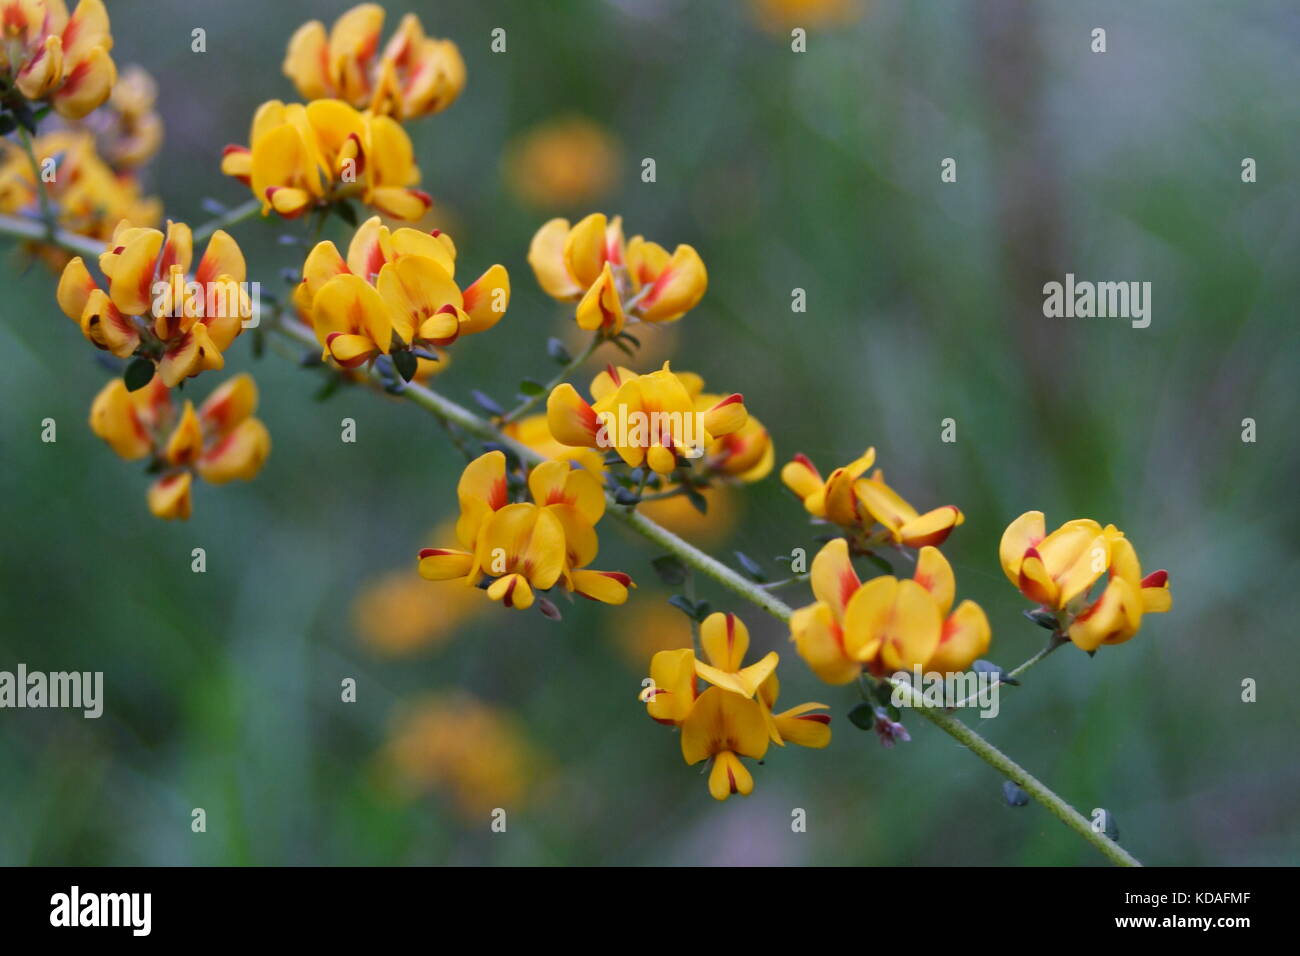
[749,0,865,34]
[384,692,540,820]
[0,129,159,267]
[72,63,162,170]
[504,116,621,209]
[353,526,484,656]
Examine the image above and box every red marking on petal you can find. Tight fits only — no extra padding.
[1141,569,1168,588]
[797,713,832,724]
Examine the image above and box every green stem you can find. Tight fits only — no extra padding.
[0,215,1144,867]
[16,127,55,240]
[891,679,1142,867]
[0,212,102,257]
[500,331,603,424]
[192,197,262,244]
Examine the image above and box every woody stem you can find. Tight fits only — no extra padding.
[0,213,1143,867]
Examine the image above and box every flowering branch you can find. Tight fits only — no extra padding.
[260,306,1136,867]
[0,204,1142,868]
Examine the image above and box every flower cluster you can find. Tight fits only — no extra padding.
[296,215,508,375]
[791,538,991,684]
[0,0,115,121]
[1000,512,1171,651]
[547,362,750,476]
[417,451,633,611]
[643,612,830,801]
[782,447,963,548]
[57,219,251,386]
[89,372,270,520]
[283,3,464,122]
[221,98,428,220]
[529,213,707,335]
[385,692,538,820]
[72,62,162,170]
[0,128,160,262]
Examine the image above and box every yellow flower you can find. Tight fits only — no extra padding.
[504,115,620,209]
[643,617,829,801]
[56,219,250,386]
[546,362,748,476]
[88,371,270,520]
[790,538,991,683]
[502,412,608,477]
[782,448,963,547]
[385,692,539,820]
[1000,511,1171,651]
[2,0,116,119]
[693,611,778,699]
[283,4,464,122]
[294,215,507,371]
[73,63,163,170]
[0,129,160,267]
[528,212,707,332]
[750,0,865,34]
[220,98,429,220]
[417,451,633,611]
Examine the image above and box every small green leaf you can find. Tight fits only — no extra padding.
[517,378,546,397]
[667,595,698,620]
[847,703,876,730]
[392,350,418,382]
[314,376,342,402]
[651,555,689,587]
[973,659,1019,686]
[546,337,572,364]
[1002,781,1030,807]
[123,357,154,392]
[333,200,358,227]
[471,390,504,416]
[684,484,708,515]
[734,551,767,582]
[1025,608,1058,630]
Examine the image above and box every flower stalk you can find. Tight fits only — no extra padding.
[0,209,1142,867]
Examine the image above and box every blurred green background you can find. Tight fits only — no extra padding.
[1,0,1297,865]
